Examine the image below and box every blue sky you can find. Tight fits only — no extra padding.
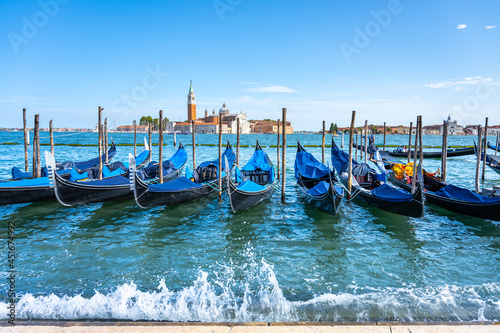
[1,0,499,130]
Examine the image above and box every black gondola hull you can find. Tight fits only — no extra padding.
[341,176,424,218]
[52,172,132,206]
[0,185,54,205]
[228,179,275,213]
[297,181,342,216]
[354,143,475,158]
[388,174,500,221]
[134,176,220,208]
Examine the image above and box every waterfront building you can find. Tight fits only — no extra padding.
[174,82,266,134]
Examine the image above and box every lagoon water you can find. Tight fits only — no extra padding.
[0,131,499,322]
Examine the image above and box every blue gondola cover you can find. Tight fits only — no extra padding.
[242,149,272,171]
[237,180,266,192]
[295,150,331,181]
[306,181,330,196]
[71,168,89,181]
[148,176,202,192]
[435,184,500,204]
[371,183,413,202]
[80,175,130,186]
[199,146,236,171]
[331,143,358,174]
[0,176,50,187]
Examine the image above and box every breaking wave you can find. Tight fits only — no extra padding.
[2,260,499,322]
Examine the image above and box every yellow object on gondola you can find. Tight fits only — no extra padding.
[392,162,414,179]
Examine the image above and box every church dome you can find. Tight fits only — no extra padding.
[219,103,229,115]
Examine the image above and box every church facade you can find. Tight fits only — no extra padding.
[174,82,251,134]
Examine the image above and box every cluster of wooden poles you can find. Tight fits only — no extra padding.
[96,107,290,201]
[17,107,498,199]
[343,111,494,196]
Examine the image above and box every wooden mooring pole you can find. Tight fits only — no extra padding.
[364,120,368,164]
[23,108,29,172]
[322,120,326,164]
[49,119,54,156]
[475,125,482,194]
[411,117,420,194]
[134,120,137,157]
[173,130,177,147]
[192,120,196,170]
[218,114,222,199]
[407,122,413,164]
[148,122,152,163]
[104,118,108,163]
[281,108,286,202]
[355,130,358,161]
[341,131,344,149]
[277,119,280,180]
[159,110,164,183]
[496,133,499,156]
[482,117,488,181]
[441,120,448,181]
[383,122,386,151]
[418,116,423,181]
[348,111,356,199]
[236,117,240,166]
[33,114,41,178]
[98,106,102,180]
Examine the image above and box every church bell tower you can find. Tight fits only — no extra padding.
[187,80,196,122]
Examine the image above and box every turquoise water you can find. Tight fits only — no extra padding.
[1,131,499,322]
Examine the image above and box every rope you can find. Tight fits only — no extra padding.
[1,132,84,144]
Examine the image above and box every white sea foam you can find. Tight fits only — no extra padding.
[1,261,499,322]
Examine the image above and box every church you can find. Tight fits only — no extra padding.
[173,81,251,134]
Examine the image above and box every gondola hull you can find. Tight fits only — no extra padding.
[51,172,132,206]
[297,181,342,215]
[388,174,500,221]
[341,176,424,217]
[134,176,220,208]
[354,143,475,158]
[228,178,275,213]
[0,183,54,205]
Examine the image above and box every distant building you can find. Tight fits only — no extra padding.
[250,120,293,134]
[116,125,148,132]
[445,115,464,135]
[422,125,441,135]
[464,125,478,136]
[423,116,464,136]
[173,82,272,134]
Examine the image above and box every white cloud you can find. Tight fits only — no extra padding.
[457,24,467,29]
[245,85,298,93]
[424,76,493,89]
[486,25,496,29]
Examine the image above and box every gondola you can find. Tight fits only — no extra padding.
[47,142,185,206]
[133,142,235,208]
[227,141,276,213]
[385,157,500,221]
[11,142,117,179]
[488,141,499,151]
[474,142,500,175]
[294,141,344,215]
[0,143,117,206]
[385,146,474,159]
[332,140,424,218]
[354,143,475,159]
